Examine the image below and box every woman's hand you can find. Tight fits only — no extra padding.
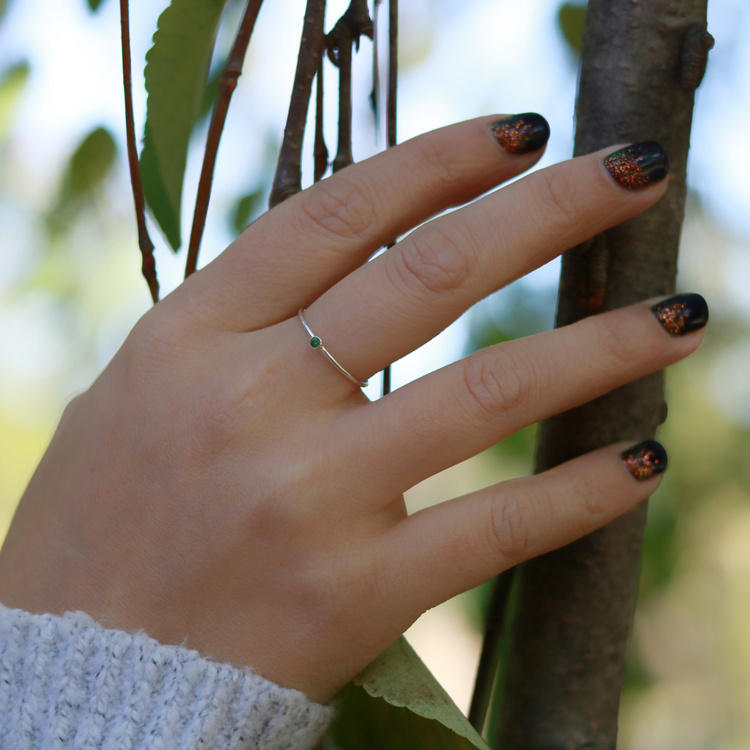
[0,115,705,704]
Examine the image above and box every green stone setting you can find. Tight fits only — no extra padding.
[310,336,322,349]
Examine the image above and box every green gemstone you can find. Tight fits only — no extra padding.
[310,336,322,349]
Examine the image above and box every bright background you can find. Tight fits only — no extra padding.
[1,0,749,746]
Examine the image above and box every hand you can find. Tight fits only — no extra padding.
[0,115,705,703]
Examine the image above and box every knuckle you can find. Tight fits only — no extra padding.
[118,306,200,397]
[534,168,581,233]
[571,471,607,520]
[410,135,475,189]
[126,310,188,366]
[297,176,381,245]
[389,225,473,300]
[488,487,535,562]
[462,349,527,420]
[594,313,642,368]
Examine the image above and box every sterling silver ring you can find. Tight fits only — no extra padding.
[298,309,369,388]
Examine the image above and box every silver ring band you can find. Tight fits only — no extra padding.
[298,309,369,388]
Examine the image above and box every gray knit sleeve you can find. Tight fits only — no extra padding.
[0,603,335,749]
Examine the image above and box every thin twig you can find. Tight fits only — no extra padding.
[382,0,397,395]
[332,41,353,172]
[119,0,158,303]
[185,0,264,278]
[314,53,328,182]
[369,0,382,135]
[327,0,373,174]
[468,568,515,734]
[387,0,397,151]
[269,0,327,207]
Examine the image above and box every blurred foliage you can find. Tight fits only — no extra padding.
[86,0,107,12]
[0,61,29,141]
[230,188,264,234]
[558,2,587,56]
[46,126,118,235]
[140,0,229,251]
[328,638,490,750]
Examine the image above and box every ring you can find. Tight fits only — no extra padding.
[298,309,369,388]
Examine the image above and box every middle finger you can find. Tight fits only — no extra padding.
[301,142,669,390]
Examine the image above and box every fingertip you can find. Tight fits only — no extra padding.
[601,141,669,190]
[649,293,709,337]
[488,113,550,156]
[619,439,668,482]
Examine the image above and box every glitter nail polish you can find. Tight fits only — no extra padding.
[651,293,709,337]
[603,142,669,189]
[621,440,668,481]
[490,113,550,155]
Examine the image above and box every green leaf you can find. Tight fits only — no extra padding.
[140,0,228,250]
[558,2,587,56]
[0,61,29,140]
[86,0,107,12]
[230,188,264,234]
[47,126,118,234]
[327,637,491,750]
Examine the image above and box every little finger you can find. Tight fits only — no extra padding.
[379,440,667,616]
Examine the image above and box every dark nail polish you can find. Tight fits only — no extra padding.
[621,440,668,481]
[651,293,709,337]
[603,142,669,189]
[491,113,550,155]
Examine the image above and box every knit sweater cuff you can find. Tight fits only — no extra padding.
[0,603,335,749]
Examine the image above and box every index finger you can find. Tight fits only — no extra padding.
[180,114,550,330]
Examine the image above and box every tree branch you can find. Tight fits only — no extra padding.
[386,0,397,152]
[494,1,710,747]
[468,567,515,734]
[369,0,382,134]
[185,0,264,278]
[331,40,353,173]
[327,0,373,174]
[119,0,158,303]
[382,0,397,395]
[314,55,328,181]
[269,0,327,207]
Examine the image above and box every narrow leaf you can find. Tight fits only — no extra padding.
[327,637,490,750]
[140,0,228,250]
[558,2,587,56]
[46,126,118,234]
[229,188,264,234]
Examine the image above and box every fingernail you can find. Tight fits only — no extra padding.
[621,440,668,481]
[490,113,550,155]
[603,141,669,189]
[651,293,709,337]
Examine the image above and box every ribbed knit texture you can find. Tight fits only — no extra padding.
[0,604,335,749]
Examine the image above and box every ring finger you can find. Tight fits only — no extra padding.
[349,293,707,496]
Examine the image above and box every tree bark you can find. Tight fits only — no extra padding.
[494,1,710,748]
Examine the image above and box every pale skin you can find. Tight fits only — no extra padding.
[0,115,704,704]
